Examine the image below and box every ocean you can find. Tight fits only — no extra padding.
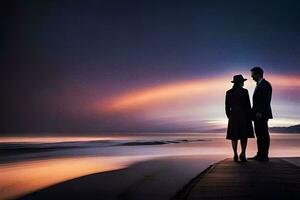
[0,133,299,200]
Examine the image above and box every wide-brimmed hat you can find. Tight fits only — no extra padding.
[231,74,247,83]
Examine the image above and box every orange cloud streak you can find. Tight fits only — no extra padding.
[101,77,229,112]
[99,74,300,113]
[269,74,300,88]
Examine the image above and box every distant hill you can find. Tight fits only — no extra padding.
[269,124,300,133]
[207,124,300,133]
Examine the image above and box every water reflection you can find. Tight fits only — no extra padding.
[0,155,163,200]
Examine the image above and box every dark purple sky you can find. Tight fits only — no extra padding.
[1,0,300,135]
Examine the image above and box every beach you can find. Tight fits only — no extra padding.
[0,133,300,200]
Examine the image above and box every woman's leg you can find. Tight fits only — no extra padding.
[231,140,238,155]
[241,138,248,155]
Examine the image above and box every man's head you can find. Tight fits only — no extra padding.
[251,66,264,82]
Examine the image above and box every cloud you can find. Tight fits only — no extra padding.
[92,73,300,130]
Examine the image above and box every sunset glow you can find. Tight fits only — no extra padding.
[269,75,300,88]
[103,77,228,112]
[2,0,300,133]
[101,74,300,112]
[92,73,300,128]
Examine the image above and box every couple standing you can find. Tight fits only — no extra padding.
[225,67,272,162]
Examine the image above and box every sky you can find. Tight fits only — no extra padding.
[1,0,300,135]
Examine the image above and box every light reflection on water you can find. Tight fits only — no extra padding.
[0,155,162,200]
[0,133,299,200]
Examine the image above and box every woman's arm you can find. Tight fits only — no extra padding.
[225,91,231,118]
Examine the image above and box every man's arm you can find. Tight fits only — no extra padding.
[256,82,272,119]
[262,82,272,115]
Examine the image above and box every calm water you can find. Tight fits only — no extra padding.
[0,133,299,200]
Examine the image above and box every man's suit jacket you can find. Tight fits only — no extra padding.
[252,79,273,119]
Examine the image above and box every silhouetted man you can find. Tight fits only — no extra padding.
[250,66,273,161]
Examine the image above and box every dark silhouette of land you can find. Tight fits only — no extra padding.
[206,124,300,134]
[173,158,300,200]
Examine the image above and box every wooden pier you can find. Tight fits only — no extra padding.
[173,158,300,200]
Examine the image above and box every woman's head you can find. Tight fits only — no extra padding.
[231,74,247,87]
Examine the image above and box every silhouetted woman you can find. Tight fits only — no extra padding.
[225,74,254,162]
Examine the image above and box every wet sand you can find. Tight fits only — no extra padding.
[19,155,225,200]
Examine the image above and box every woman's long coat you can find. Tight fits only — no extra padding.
[225,85,255,140]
